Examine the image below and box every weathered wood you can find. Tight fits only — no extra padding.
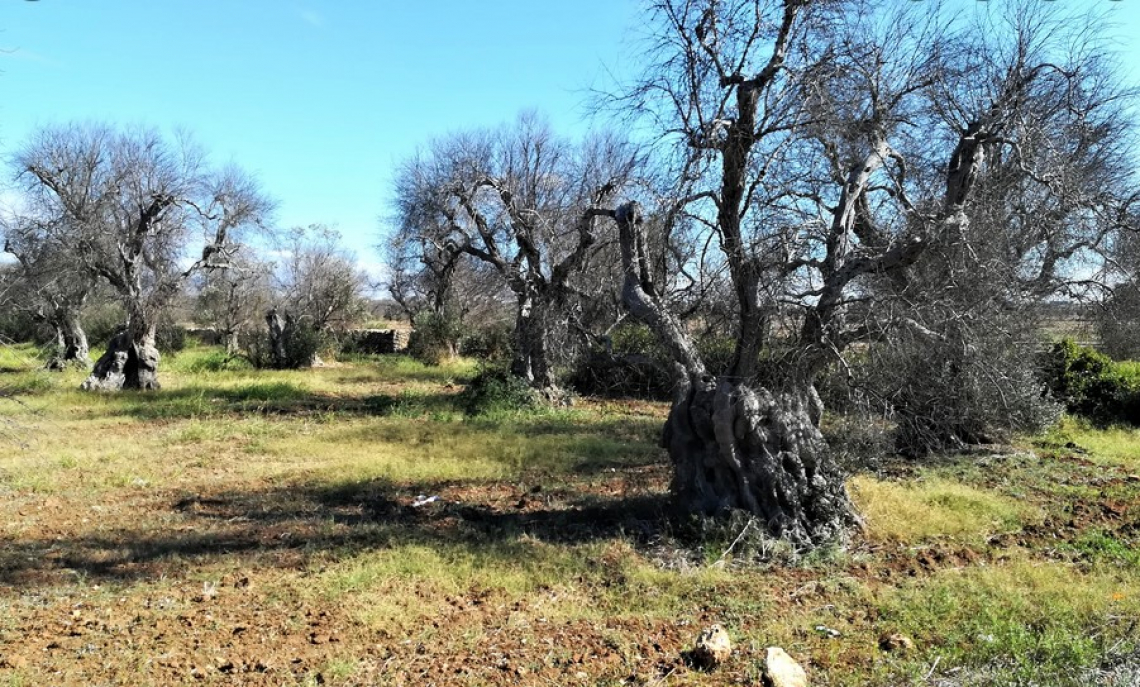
[663,376,856,545]
[81,329,160,391]
[614,202,858,545]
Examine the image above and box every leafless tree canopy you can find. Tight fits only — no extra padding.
[13,123,274,390]
[392,112,640,392]
[273,224,370,334]
[602,0,1139,541]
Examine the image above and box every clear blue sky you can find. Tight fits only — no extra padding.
[1,1,1138,280]
[0,0,639,277]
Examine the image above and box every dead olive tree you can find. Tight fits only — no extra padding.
[275,225,369,334]
[1,219,96,368]
[247,225,370,369]
[611,0,1137,544]
[15,123,273,390]
[194,254,274,355]
[394,113,638,395]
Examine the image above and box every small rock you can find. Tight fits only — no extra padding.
[763,647,807,687]
[814,624,841,638]
[878,632,915,652]
[691,623,732,669]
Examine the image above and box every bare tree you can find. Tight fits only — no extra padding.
[1,218,95,367]
[194,253,274,355]
[275,224,369,333]
[13,123,274,390]
[383,220,465,323]
[394,113,639,394]
[609,0,1137,543]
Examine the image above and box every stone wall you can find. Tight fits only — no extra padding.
[185,326,410,355]
[340,329,410,354]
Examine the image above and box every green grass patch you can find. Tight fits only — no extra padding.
[850,476,1034,544]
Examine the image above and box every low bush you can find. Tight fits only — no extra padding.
[828,328,1060,457]
[455,366,537,416]
[567,350,674,400]
[83,301,127,347]
[155,320,187,355]
[1039,339,1140,426]
[407,310,462,366]
[242,321,327,370]
[458,322,513,363]
[568,322,674,400]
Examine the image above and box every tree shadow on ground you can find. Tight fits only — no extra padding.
[91,384,463,421]
[0,476,676,589]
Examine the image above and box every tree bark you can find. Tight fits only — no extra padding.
[663,375,856,545]
[265,308,320,369]
[81,326,160,391]
[45,310,91,370]
[614,202,857,545]
[267,308,290,368]
[511,292,558,395]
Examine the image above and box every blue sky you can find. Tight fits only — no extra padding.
[1,1,1138,280]
[0,0,639,276]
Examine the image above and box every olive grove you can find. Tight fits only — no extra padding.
[12,123,274,390]
[393,113,640,395]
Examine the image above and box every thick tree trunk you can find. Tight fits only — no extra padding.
[614,201,857,545]
[81,327,160,391]
[42,310,90,370]
[267,308,290,368]
[61,316,90,367]
[663,374,856,545]
[266,308,320,368]
[223,329,240,356]
[511,294,558,395]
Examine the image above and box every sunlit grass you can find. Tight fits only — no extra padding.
[1042,416,1140,471]
[3,343,1140,686]
[873,556,1140,684]
[849,476,1037,544]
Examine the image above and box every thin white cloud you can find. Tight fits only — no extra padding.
[296,8,325,28]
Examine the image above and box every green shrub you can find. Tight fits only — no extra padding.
[567,349,674,400]
[1039,339,1140,426]
[0,310,49,346]
[458,322,513,363]
[171,348,253,373]
[155,320,187,355]
[455,366,537,416]
[242,321,327,370]
[83,301,127,347]
[567,322,674,400]
[407,310,462,366]
[610,322,662,357]
[697,335,737,377]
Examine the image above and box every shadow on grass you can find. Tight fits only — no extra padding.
[99,384,463,420]
[0,477,674,588]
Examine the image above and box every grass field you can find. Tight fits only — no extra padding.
[1,343,1139,686]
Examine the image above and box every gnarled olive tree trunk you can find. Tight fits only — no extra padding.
[615,202,857,545]
[511,291,558,395]
[45,310,90,370]
[663,375,854,544]
[81,320,160,391]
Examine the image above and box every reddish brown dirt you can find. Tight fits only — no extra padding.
[2,445,1137,685]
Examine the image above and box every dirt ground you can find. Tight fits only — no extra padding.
[2,385,1139,685]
